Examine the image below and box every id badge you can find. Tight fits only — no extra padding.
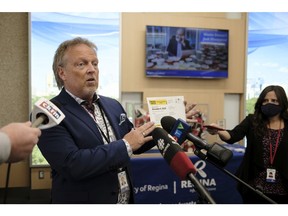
[266,168,276,183]
[118,170,129,192]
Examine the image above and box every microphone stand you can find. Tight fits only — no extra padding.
[3,163,11,204]
[187,172,216,204]
[193,148,277,204]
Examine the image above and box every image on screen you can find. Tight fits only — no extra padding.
[145,25,229,79]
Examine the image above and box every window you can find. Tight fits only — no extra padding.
[246,12,288,114]
[30,12,120,166]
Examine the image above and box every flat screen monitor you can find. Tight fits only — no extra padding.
[145,25,229,79]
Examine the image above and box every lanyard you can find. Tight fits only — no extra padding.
[82,101,111,143]
[97,102,111,143]
[269,128,281,165]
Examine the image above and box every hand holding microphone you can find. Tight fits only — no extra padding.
[0,122,41,163]
[0,98,65,164]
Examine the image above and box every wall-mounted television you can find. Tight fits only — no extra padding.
[145,25,229,79]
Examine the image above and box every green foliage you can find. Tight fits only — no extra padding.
[246,97,257,114]
[32,145,49,165]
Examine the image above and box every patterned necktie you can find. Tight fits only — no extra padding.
[81,94,98,116]
[81,94,111,143]
[81,101,95,115]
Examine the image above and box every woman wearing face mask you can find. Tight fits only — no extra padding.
[207,85,288,204]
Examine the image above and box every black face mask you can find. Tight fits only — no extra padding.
[261,103,282,117]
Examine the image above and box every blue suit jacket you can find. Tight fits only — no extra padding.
[37,89,155,203]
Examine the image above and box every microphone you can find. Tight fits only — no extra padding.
[161,117,279,204]
[152,127,196,179]
[161,116,233,167]
[31,98,65,129]
[152,127,216,204]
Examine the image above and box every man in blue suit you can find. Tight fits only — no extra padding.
[37,37,156,204]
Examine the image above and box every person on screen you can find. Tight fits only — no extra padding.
[166,28,193,59]
[206,85,288,204]
[0,121,41,164]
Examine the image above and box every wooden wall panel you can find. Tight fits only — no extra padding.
[121,12,247,126]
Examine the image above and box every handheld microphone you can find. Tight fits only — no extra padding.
[152,127,216,204]
[161,116,233,167]
[152,127,196,179]
[31,98,65,129]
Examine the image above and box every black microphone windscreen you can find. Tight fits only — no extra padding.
[152,127,180,163]
[207,143,233,167]
[161,116,176,133]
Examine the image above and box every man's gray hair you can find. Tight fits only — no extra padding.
[52,37,97,89]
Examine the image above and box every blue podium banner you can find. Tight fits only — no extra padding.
[131,144,244,204]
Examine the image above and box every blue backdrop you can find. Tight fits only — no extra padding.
[131,144,244,204]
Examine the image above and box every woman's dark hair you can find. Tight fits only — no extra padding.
[253,85,288,136]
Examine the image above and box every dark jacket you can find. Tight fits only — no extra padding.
[37,89,155,203]
[224,114,288,194]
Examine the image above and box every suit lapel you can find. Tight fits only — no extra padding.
[57,89,104,142]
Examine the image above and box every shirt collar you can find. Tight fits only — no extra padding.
[64,88,99,105]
